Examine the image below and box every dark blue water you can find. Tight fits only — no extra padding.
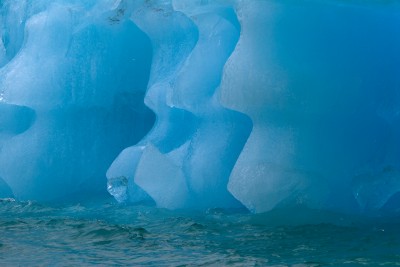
[1,198,400,266]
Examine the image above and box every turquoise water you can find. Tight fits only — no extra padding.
[1,198,400,266]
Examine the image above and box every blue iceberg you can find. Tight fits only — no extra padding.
[1,0,400,215]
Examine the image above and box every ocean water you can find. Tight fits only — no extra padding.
[1,198,400,266]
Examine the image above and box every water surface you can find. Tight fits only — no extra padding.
[1,198,400,266]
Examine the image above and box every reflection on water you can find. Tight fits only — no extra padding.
[0,198,400,266]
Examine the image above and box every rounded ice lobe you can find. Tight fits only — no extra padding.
[107,1,252,210]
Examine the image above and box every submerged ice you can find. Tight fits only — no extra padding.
[1,0,400,215]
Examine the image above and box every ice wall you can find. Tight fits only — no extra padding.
[220,0,400,213]
[1,0,400,214]
[0,0,155,201]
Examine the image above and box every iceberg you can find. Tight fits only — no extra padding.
[1,0,400,215]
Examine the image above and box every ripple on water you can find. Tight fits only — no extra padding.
[1,200,400,266]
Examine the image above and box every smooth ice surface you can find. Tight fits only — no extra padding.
[1,0,400,215]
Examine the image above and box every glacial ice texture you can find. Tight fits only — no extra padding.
[1,0,400,215]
